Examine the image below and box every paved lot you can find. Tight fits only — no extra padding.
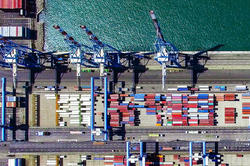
[39,94,56,127]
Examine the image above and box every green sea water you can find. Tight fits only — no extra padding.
[44,0,250,51]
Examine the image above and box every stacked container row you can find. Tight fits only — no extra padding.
[108,94,135,127]
[225,107,235,124]
[242,93,250,99]
[224,94,236,101]
[57,94,91,127]
[242,103,250,119]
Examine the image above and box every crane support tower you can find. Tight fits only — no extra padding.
[149,11,181,91]
[189,141,207,166]
[90,77,108,141]
[1,78,6,142]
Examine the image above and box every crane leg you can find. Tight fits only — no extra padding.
[112,69,118,93]
[76,63,81,90]
[162,64,166,91]
[100,63,105,88]
[55,66,60,94]
[29,69,35,87]
[12,63,17,89]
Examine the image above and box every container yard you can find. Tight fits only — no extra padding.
[1,1,250,166]
[33,91,250,128]
[9,153,249,166]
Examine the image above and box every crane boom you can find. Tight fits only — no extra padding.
[149,10,165,42]
[53,25,81,47]
[80,25,104,47]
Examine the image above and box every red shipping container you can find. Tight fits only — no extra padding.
[187,104,198,108]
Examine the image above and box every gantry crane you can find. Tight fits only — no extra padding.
[53,25,98,90]
[80,25,125,89]
[0,35,67,92]
[149,11,181,91]
[0,35,45,90]
[149,11,223,89]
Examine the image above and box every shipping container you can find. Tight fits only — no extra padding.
[0,0,22,9]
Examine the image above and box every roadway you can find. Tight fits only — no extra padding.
[1,69,250,86]
[6,140,250,154]
[26,127,250,143]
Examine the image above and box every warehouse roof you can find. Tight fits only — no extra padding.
[0,0,22,9]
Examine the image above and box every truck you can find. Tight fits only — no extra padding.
[70,131,84,135]
[36,131,50,136]
[93,142,106,145]
[160,147,173,151]
[185,130,199,134]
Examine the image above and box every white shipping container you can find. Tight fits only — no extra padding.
[188,110,198,113]
[82,102,91,105]
[198,101,208,103]
[81,118,90,121]
[59,97,69,100]
[104,156,114,158]
[56,110,67,113]
[60,105,69,109]
[172,110,182,113]
[2,27,9,37]
[199,85,210,88]
[189,117,199,119]
[59,114,70,118]
[199,88,209,91]
[189,108,198,111]
[45,94,56,97]
[80,98,91,101]
[167,88,177,91]
[172,121,182,124]
[67,163,78,166]
[199,113,209,116]
[17,26,23,37]
[8,159,15,166]
[161,162,174,164]
[70,115,80,118]
[69,106,79,110]
[188,101,198,103]
[201,106,209,108]
[172,94,182,96]
[188,113,199,117]
[236,85,247,91]
[71,111,80,114]
[199,116,209,119]
[9,26,16,37]
[81,108,91,111]
[69,98,79,101]
[80,95,91,98]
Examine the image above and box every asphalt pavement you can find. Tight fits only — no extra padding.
[7,140,250,154]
